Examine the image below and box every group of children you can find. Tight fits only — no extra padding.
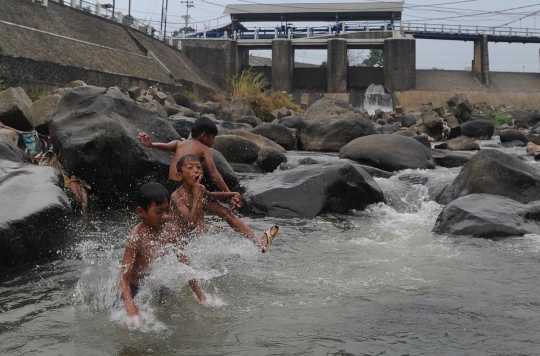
[119,117,280,325]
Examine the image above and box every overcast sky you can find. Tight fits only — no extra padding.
[102,0,540,72]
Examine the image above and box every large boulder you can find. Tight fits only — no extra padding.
[499,129,529,145]
[339,135,436,172]
[171,92,191,108]
[29,94,62,135]
[460,120,495,139]
[237,115,263,128]
[430,149,473,168]
[190,101,213,115]
[0,161,71,269]
[216,97,255,122]
[299,116,379,152]
[433,194,540,238]
[241,160,385,218]
[166,115,195,139]
[0,87,34,131]
[164,101,195,117]
[378,124,401,134]
[226,129,286,152]
[202,148,239,192]
[279,116,304,129]
[433,136,480,151]
[0,137,29,163]
[212,134,260,164]
[437,149,540,205]
[303,97,366,122]
[49,86,180,206]
[507,109,533,125]
[257,146,287,172]
[401,112,422,128]
[250,123,296,150]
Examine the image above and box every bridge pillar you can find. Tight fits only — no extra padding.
[472,34,490,85]
[327,38,348,93]
[272,40,293,92]
[383,38,416,91]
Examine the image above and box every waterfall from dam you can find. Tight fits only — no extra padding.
[363,83,394,115]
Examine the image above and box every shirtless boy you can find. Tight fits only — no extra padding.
[170,154,279,253]
[120,182,206,326]
[138,117,241,210]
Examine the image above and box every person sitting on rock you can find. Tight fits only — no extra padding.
[170,154,279,253]
[119,182,206,328]
[138,117,241,210]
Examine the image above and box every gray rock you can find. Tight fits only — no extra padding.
[190,101,213,115]
[434,136,480,151]
[499,129,529,145]
[401,112,422,128]
[279,116,304,129]
[0,137,29,163]
[431,149,474,168]
[436,149,540,205]
[202,148,239,192]
[241,160,385,218]
[339,134,436,172]
[49,86,180,206]
[237,115,263,128]
[257,146,287,172]
[378,124,401,134]
[212,134,260,164]
[171,92,191,108]
[303,97,366,122]
[0,87,34,131]
[166,115,195,139]
[250,123,296,151]
[0,161,71,269]
[433,194,540,237]
[460,120,495,139]
[226,129,286,152]
[216,97,255,122]
[29,94,62,135]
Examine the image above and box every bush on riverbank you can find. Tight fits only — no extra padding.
[491,112,512,126]
[228,68,302,121]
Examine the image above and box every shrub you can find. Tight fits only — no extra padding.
[491,112,512,126]
[227,68,302,121]
[29,85,52,101]
[0,79,7,92]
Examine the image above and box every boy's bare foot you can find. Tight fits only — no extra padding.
[261,226,280,253]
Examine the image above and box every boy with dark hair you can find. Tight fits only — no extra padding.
[171,155,279,252]
[119,182,206,327]
[138,117,241,209]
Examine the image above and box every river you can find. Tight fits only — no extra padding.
[1,143,540,355]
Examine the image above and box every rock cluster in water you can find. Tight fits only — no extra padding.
[3,83,540,268]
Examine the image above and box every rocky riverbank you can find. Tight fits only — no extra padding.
[2,81,540,269]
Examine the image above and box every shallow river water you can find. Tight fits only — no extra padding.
[2,144,540,356]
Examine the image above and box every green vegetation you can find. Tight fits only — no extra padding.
[320,61,327,68]
[491,111,512,126]
[0,79,7,92]
[226,68,302,121]
[361,49,383,67]
[29,85,52,101]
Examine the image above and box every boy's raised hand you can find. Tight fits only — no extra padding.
[193,174,207,199]
[138,132,153,147]
[230,193,242,210]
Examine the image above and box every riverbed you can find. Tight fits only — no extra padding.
[1,144,540,355]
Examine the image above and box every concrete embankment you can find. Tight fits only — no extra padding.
[0,0,220,96]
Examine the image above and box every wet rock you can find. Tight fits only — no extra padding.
[229,162,263,174]
[226,129,286,152]
[378,124,401,134]
[279,116,304,129]
[49,86,180,206]
[0,87,34,131]
[0,137,29,163]
[250,123,295,151]
[167,115,195,139]
[399,174,429,185]
[460,120,495,139]
[507,109,533,125]
[411,135,431,149]
[171,92,191,108]
[339,135,436,172]
[393,130,415,137]
[201,148,239,191]
[434,136,480,151]
[241,160,385,218]
[499,129,529,145]
[257,146,287,172]
[299,116,378,152]
[0,161,71,269]
[142,100,168,118]
[433,194,540,237]
[401,112,422,128]
[500,140,526,148]
[237,115,263,128]
[212,134,260,164]
[29,94,62,135]
[216,98,255,122]
[430,149,474,168]
[436,149,540,205]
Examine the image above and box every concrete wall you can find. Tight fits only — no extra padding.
[179,39,238,89]
[293,68,327,89]
[383,38,416,92]
[272,40,293,92]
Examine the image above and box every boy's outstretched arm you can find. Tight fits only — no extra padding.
[138,132,178,151]
[120,233,141,322]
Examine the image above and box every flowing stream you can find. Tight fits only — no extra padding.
[1,144,540,355]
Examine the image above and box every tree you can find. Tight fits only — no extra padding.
[347,50,364,66]
[320,61,327,68]
[361,49,383,67]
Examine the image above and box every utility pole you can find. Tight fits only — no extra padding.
[163,0,169,40]
[181,0,194,32]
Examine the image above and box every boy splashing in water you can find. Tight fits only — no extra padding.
[119,182,206,327]
[171,154,279,252]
